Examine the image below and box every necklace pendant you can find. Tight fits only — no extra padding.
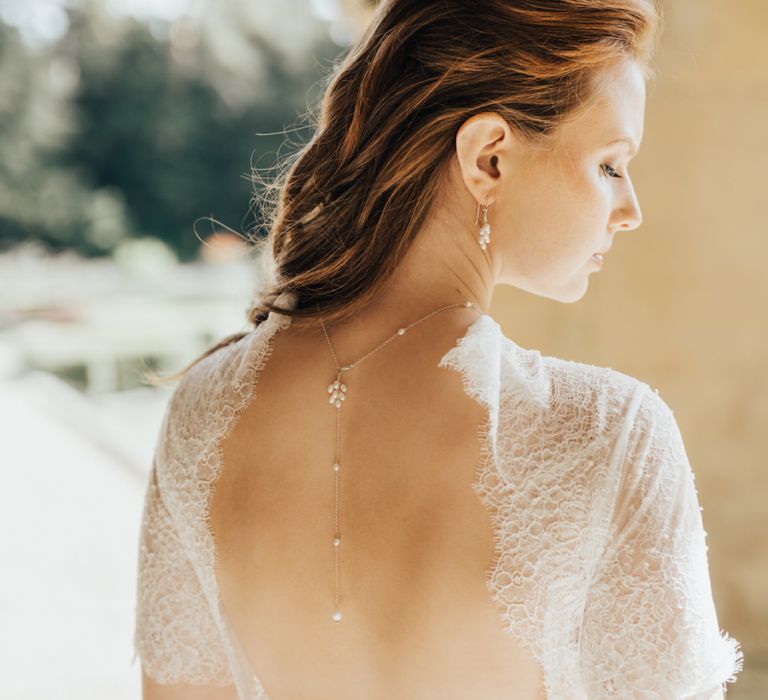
[327,371,347,409]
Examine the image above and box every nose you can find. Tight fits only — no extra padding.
[613,184,642,232]
[617,212,641,232]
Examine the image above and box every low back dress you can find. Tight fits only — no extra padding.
[132,290,743,699]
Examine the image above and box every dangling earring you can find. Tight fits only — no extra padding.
[474,196,491,250]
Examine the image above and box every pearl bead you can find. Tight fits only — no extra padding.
[333,537,341,547]
[465,301,472,307]
[332,609,342,622]
[333,463,340,471]
[397,328,406,335]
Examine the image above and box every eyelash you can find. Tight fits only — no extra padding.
[601,163,623,179]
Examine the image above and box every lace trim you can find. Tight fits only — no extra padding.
[437,316,557,698]
[203,291,297,699]
[206,297,295,581]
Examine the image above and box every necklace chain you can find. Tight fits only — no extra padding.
[317,299,481,623]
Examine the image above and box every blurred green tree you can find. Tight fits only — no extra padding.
[0,2,343,261]
[0,19,108,255]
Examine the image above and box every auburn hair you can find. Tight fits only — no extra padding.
[143,0,661,386]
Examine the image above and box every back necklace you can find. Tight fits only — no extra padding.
[317,298,481,623]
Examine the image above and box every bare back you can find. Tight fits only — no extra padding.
[209,316,545,699]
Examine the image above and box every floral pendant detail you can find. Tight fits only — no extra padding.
[327,371,347,409]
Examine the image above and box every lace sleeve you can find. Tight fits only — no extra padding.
[580,385,743,699]
[132,402,233,687]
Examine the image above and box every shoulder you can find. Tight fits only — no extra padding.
[161,327,272,445]
[147,330,266,543]
[171,333,255,410]
[618,374,690,486]
[154,332,257,478]
[499,333,654,439]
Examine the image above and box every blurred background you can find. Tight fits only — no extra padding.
[0,0,764,697]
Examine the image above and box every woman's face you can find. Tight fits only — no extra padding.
[455,59,646,303]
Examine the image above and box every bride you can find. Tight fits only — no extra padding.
[133,1,743,698]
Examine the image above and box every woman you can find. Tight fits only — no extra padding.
[133,0,743,698]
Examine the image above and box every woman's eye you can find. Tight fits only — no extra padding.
[601,163,623,178]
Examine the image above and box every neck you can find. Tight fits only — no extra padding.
[315,220,494,362]
[354,216,495,322]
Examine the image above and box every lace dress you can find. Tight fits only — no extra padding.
[132,290,743,699]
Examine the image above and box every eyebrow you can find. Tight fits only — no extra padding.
[606,136,640,156]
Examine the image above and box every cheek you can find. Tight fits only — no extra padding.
[540,170,603,245]
[498,157,606,271]
[557,163,610,240]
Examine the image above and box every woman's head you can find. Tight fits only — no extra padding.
[451,57,647,303]
[144,0,661,385]
[252,0,660,325]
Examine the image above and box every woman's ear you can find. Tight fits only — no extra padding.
[454,112,518,206]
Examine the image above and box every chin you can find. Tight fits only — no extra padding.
[553,278,590,304]
[505,273,589,304]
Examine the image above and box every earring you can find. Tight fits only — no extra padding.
[474,196,491,250]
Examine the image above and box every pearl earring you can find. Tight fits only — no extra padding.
[474,197,491,250]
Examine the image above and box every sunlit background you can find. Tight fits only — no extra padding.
[0,0,765,698]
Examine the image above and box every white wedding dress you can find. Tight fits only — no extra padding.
[132,290,743,699]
